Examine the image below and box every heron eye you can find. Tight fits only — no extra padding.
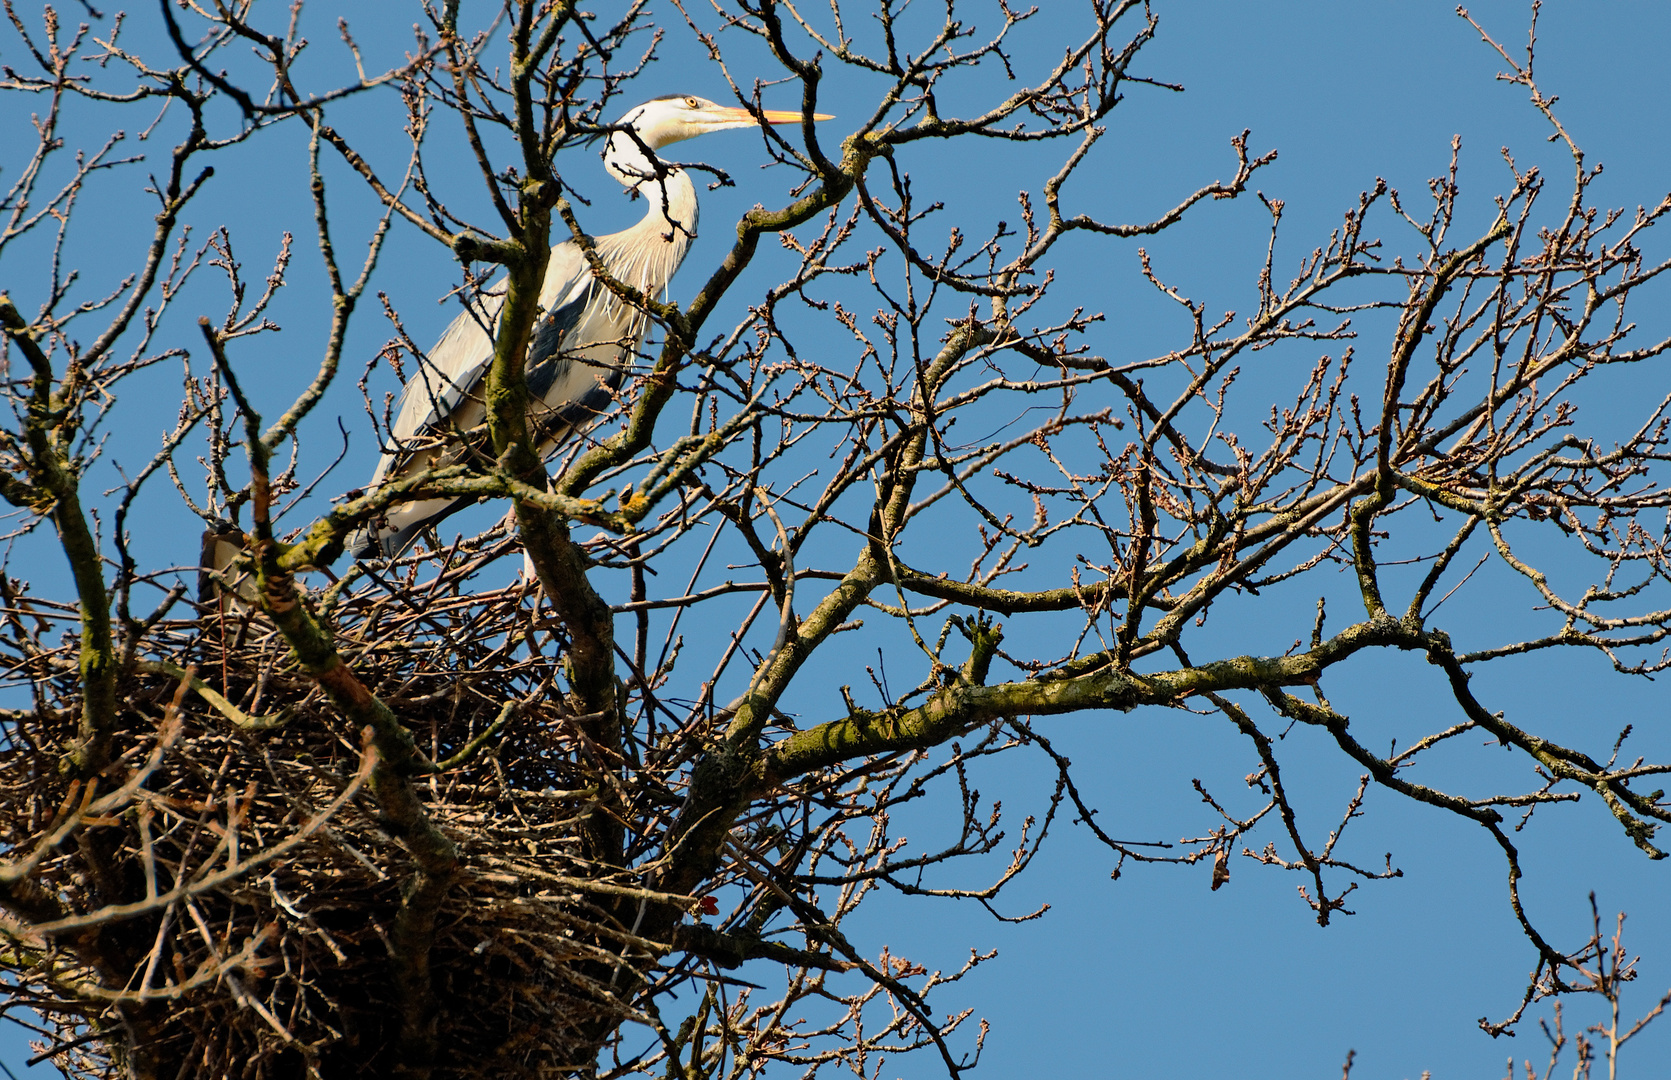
[684,96,701,109]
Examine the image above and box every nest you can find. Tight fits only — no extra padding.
[0,558,652,1078]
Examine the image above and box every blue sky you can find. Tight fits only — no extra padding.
[2,2,1669,1077]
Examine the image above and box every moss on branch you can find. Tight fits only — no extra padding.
[0,295,117,778]
[766,616,1416,782]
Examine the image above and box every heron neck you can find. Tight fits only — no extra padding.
[597,140,699,296]
[590,166,697,305]
[605,134,700,240]
[627,167,699,241]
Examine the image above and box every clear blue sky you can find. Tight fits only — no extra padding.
[2,2,1668,1077]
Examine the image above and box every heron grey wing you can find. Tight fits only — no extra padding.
[354,291,501,558]
[528,285,647,448]
[385,286,504,450]
[543,309,632,429]
[525,278,600,403]
[353,246,603,560]
[522,242,642,445]
[387,246,592,450]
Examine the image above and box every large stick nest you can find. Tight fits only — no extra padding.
[0,562,651,1078]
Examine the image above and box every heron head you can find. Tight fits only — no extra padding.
[613,94,833,152]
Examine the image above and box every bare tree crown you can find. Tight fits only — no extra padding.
[0,2,1667,1077]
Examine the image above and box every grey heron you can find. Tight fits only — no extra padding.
[347,94,830,561]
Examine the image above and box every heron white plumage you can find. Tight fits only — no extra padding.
[347,94,830,560]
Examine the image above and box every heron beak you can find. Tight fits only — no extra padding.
[758,108,835,124]
[708,106,835,127]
